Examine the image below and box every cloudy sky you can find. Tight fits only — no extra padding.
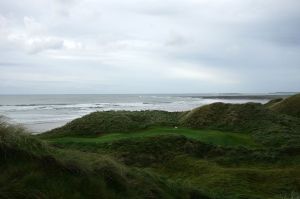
[0,0,300,94]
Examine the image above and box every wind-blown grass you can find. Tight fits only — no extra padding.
[269,93,300,118]
[3,93,300,199]
[42,95,300,149]
[44,133,300,199]
[0,117,212,199]
[42,110,181,138]
[180,102,300,147]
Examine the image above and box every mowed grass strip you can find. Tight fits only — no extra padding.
[46,127,258,148]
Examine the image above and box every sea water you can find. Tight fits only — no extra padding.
[0,94,279,133]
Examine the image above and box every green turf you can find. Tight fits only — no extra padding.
[46,127,259,148]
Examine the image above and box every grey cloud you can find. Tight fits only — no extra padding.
[0,0,299,94]
[26,37,64,54]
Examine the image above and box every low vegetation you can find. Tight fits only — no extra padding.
[47,132,300,199]
[268,93,300,118]
[0,118,210,199]
[43,110,181,138]
[44,98,300,149]
[47,127,259,148]
[2,93,300,199]
[180,102,300,148]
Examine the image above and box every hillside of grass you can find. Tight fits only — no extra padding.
[8,121,299,199]
[47,133,300,199]
[268,93,300,118]
[180,102,299,133]
[264,98,283,107]
[42,95,300,149]
[3,94,300,199]
[0,118,211,199]
[180,102,300,147]
[43,110,181,138]
[47,127,259,148]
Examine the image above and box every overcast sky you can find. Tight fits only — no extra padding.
[0,0,300,94]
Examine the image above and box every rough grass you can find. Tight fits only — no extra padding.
[0,119,211,199]
[264,98,283,107]
[0,117,50,159]
[46,127,259,148]
[42,110,181,138]
[179,102,300,147]
[180,102,298,133]
[3,93,300,199]
[42,94,300,149]
[155,155,300,199]
[269,93,300,118]
[45,134,300,199]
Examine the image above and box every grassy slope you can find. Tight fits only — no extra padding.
[179,102,300,148]
[156,155,300,199]
[0,120,211,199]
[4,94,300,199]
[42,96,300,149]
[46,134,300,199]
[47,127,259,148]
[269,93,300,118]
[180,102,297,133]
[264,98,283,107]
[43,110,181,138]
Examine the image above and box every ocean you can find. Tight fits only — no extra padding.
[0,94,288,133]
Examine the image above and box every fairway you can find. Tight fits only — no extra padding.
[47,127,258,148]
